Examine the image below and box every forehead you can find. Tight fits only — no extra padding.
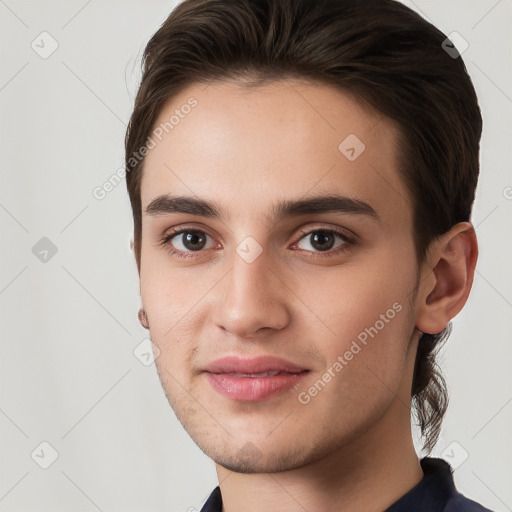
[140,78,412,228]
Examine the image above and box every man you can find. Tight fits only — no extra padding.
[125,0,492,510]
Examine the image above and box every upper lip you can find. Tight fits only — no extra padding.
[203,355,308,374]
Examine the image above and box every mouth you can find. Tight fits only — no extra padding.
[202,355,310,402]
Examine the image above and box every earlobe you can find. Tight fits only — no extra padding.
[416,222,478,335]
[138,307,150,329]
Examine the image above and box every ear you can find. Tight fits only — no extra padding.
[416,222,478,335]
[138,307,150,329]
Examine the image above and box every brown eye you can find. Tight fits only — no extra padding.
[296,229,350,253]
[307,230,336,251]
[168,230,212,252]
[180,231,207,251]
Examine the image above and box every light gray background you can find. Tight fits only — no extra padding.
[1,1,511,511]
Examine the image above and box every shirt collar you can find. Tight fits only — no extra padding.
[385,457,456,511]
[199,457,458,512]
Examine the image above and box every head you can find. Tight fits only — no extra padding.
[125,0,481,466]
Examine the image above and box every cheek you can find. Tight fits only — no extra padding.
[295,255,412,344]
[293,283,412,437]
[139,264,198,376]
[293,253,414,395]
[139,248,210,338]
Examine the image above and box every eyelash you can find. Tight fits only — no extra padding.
[158,225,356,260]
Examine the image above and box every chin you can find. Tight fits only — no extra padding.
[196,433,337,474]
[207,449,308,474]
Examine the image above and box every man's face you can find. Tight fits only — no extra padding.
[139,79,421,473]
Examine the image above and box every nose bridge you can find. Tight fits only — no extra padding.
[232,242,272,300]
[214,240,289,336]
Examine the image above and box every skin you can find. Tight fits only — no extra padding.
[135,78,478,512]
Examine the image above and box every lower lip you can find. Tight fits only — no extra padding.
[206,371,309,401]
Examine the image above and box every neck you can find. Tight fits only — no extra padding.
[216,404,423,512]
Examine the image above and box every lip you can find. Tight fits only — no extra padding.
[203,355,310,402]
[203,355,308,374]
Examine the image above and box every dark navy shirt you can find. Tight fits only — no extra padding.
[199,457,494,512]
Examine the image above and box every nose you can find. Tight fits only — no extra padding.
[212,245,291,338]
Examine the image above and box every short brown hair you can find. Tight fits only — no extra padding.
[125,0,482,452]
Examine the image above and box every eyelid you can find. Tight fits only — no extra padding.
[158,224,218,250]
[158,222,358,258]
[160,222,357,243]
[294,223,358,244]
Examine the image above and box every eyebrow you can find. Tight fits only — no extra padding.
[144,193,379,223]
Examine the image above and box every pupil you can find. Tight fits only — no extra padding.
[184,232,205,250]
[312,231,334,251]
